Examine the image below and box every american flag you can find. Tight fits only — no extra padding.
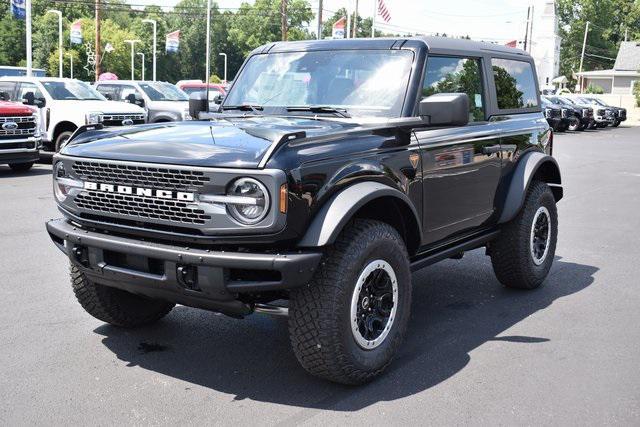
[378,0,391,23]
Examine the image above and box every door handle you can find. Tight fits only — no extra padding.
[482,146,501,155]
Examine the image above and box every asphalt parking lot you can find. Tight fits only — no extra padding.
[1,125,639,425]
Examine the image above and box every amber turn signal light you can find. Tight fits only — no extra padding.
[279,184,288,213]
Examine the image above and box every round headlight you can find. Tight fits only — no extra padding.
[226,178,270,225]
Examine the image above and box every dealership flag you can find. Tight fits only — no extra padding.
[166,30,180,53]
[10,0,26,20]
[505,40,517,48]
[332,17,346,39]
[70,20,83,45]
[377,0,391,23]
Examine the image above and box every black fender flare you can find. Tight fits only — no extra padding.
[498,151,562,224]
[297,181,422,248]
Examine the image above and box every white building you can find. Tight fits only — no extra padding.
[575,42,640,94]
[529,0,561,89]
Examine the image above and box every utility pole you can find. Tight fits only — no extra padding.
[47,10,63,78]
[205,0,211,111]
[371,0,376,38]
[528,5,534,53]
[26,0,32,76]
[68,53,73,79]
[95,0,101,81]
[142,19,157,81]
[317,0,323,40]
[124,40,140,80]
[346,0,351,39]
[523,6,530,52]
[281,0,288,41]
[353,0,358,38]
[624,28,628,42]
[579,21,590,93]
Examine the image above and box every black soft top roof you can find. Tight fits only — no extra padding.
[253,36,530,59]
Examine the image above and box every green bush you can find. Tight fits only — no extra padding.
[634,81,640,108]
[585,84,605,94]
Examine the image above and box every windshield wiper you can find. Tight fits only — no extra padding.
[286,106,351,118]
[221,104,264,114]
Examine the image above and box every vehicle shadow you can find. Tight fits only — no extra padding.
[0,164,52,177]
[94,252,597,412]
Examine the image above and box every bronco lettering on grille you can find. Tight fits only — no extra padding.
[83,181,195,202]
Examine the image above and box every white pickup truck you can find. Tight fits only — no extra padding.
[0,77,146,153]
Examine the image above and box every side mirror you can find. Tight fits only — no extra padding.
[419,93,469,126]
[213,94,224,105]
[22,91,35,106]
[0,91,9,101]
[125,93,137,104]
[104,93,114,101]
[189,92,208,119]
[34,97,46,108]
[135,98,145,108]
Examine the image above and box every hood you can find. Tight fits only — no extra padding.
[61,116,357,168]
[148,100,189,113]
[61,100,145,114]
[0,100,36,116]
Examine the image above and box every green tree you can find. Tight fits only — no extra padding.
[492,66,524,109]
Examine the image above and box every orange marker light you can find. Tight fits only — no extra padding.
[279,184,288,214]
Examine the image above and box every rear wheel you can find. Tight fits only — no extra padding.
[490,181,558,290]
[8,162,34,172]
[71,265,175,328]
[612,120,621,127]
[289,219,412,384]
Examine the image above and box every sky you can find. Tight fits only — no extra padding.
[128,0,536,43]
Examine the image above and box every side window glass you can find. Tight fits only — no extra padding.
[491,58,539,109]
[422,56,485,122]
[0,81,17,101]
[18,83,44,101]
[119,86,139,101]
[96,84,117,100]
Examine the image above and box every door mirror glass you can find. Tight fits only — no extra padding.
[0,91,9,101]
[419,93,469,126]
[22,91,35,106]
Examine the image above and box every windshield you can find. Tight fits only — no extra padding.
[584,97,605,106]
[224,50,414,117]
[139,82,189,101]
[41,81,105,101]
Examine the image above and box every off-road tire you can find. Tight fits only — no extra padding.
[612,120,621,127]
[491,181,558,290]
[8,162,34,172]
[289,219,412,385]
[55,131,74,152]
[71,265,175,327]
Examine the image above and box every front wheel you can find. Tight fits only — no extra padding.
[71,265,175,327]
[490,181,558,290]
[612,120,621,127]
[54,130,75,152]
[567,117,581,131]
[289,219,412,384]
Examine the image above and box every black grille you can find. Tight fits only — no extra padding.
[72,161,210,191]
[0,115,37,140]
[617,110,626,119]
[545,109,561,118]
[101,113,145,127]
[597,109,606,116]
[74,191,211,225]
[561,108,571,118]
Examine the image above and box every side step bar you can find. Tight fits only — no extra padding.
[410,230,500,273]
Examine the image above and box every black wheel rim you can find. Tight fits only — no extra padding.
[350,260,398,349]
[530,206,551,265]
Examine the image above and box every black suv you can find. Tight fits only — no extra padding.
[47,37,562,384]
[546,95,593,131]
[541,96,567,131]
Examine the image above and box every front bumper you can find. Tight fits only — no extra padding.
[0,137,40,164]
[46,218,322,316]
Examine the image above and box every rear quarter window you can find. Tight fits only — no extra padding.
[491,58,539,110]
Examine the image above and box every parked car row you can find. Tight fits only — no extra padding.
[540,94,627,132]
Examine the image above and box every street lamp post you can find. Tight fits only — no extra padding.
[205,0,212,111]
[142,19,157,81]
[137,52,145,81]
[124,39,141,80]
[47,9,63,78]
[219,53,227,83]
[68,53,73,79]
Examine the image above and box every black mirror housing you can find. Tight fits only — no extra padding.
[125,93,136,104]
[419,93,469,126]
[213,94,224,105]
[22,91,35,106]
[189,92,208,119]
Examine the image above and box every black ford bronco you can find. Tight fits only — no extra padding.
[47,37,562,384]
